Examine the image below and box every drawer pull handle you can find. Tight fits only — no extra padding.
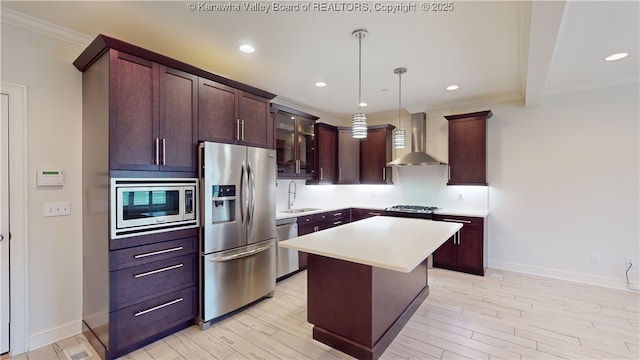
[134,246,184,259]
[368,212,381,216]
[333,221,342,225]
[134,297,183,317]
[333,212,342,216]
[134,264,183,278]
[443,218,472,224]
[210,243,272,263]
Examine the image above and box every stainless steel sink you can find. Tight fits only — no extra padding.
[280,208,320,214]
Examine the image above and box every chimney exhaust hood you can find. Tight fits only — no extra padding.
[387,112,447,166]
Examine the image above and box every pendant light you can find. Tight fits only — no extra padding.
[393,67,407,148]
[352,29,368,139]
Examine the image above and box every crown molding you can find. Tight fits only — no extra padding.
[1,8,92,47]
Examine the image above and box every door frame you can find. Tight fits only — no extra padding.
[1,82,29,355]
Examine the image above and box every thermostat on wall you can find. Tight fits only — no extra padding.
[37,170,64,187]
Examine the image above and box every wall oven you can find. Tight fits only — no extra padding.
[111,178,198,239]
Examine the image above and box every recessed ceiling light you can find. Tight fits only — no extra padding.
[446,85,459,91]
[605,52,628,61]
[315,82,327,87]
[359,102,368,107]
[238,44,255,53]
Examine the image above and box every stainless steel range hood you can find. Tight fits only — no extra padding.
[387,112,447,166]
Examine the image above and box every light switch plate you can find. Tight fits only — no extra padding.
[44,201,71,217]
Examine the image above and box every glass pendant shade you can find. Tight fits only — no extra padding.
[393,128,406,148]
[352,113,368,138]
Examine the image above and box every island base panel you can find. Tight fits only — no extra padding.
[307,254,429,360]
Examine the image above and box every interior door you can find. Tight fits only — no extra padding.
[1,93,9,354]
[201,142,246,253]
[246,147,276,245]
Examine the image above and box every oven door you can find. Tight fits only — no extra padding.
[115,185,185,230]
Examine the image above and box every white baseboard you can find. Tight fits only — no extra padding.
[488,259,639,291]
[27,319,82,351]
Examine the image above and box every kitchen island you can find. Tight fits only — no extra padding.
[279,216,462,360]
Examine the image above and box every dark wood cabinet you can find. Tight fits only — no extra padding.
[198,78,272,149]
[444,110,492,186]
[158,65,198,172]
[337,127,360,184]
[76,34,277,360]
[272,105,319,179]
[109,51,197,173]
[350,208,384,222]
[360,125,394,184]
[315,123,338,184]
[297,209,351,268]
[432,215,485,276]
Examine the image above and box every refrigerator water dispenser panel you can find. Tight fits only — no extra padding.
[211,185,236,224]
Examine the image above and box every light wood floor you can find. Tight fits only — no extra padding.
[7,268,640,359]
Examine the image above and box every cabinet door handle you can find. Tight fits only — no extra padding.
[134,263,183,278]
[320,167,323,180]
[161,138,166,165]
[154,138,160,165]
[296,160,300,174]
[236,119,241,141]
[134,297,183,317]
[241,119,245,141]
[443,218,472,224]
[339,167,342,182]
[134,246,184,259]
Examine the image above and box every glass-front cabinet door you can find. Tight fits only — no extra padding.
[273,106,318,179]
[275,114,296,176]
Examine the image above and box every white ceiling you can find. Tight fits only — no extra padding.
[2,1,638,121]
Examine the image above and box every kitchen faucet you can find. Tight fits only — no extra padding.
[288,180,296,210]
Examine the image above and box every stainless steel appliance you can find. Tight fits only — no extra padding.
[110,178,198,239]
[276,217,299,279]
[199,141,276,328]
[385,205,439,220]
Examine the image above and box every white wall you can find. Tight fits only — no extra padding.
[1,23,86,349]
[486,85,639,288]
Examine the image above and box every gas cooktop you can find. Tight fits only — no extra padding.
[385,205,440,214]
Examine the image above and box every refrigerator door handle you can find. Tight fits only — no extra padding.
[209,242,273,263]
[247,161,256,231]
[240,162,246,226]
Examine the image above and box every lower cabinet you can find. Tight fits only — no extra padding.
[432,215,485,276]
[350,208,384,222]
[297,209,351,269]
[94,234,198,359]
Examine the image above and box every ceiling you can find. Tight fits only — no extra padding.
[2,1,638,121]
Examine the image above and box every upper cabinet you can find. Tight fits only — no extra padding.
[198,78,273,149]
[337,126,360,184]
[315,123,337,184]
[272,105,319,179]
[444,110,492,186]
[108,51,198,173]
[74,34,276,174]
[360,125,394,184]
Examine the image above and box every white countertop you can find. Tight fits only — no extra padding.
[279,216,462,273]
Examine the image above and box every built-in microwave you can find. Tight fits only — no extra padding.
[110,178,198,239]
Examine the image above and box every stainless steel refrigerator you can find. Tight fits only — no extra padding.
[198,141,276,328]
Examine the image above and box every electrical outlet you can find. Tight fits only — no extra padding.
[591,254,600,264]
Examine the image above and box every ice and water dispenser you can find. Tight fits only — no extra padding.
[211,185,236,223]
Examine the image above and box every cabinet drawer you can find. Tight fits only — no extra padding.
[110,237,197,271]
[111,286,196,352]
[434,215,483,229]
[110,254,197,310]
